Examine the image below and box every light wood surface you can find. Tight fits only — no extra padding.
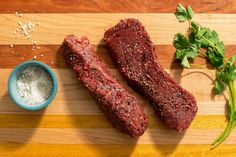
[0,128,236,144]
[0,69,228,115]
[0,1,236,157]
[1,13,236,45]
[0,115,228,129]
[0,144,235,157]
[0,45,235,69]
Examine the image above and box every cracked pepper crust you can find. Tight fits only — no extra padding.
[62,35,148,136]
[104,18,198,131]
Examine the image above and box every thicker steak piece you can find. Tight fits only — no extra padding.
[104,19,198,131]
[62,35,148,136]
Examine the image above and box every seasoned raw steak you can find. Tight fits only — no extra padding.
[104,19,198,131]
[62,35,148,136]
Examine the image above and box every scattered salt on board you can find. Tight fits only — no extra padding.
[16,66,53,105]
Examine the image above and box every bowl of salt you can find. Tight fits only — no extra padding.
[8,60,58,110]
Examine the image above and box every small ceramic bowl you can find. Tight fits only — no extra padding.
[8,60,58,110]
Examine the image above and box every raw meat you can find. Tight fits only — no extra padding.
[104,19,197,131]
[62,34,148,136]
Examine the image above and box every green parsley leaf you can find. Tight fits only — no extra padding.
[175,4,194,22]
[214,79,225,95]
[190,21,200,31]
[181,55,190,68]
[174,3,236,150]
[216,58,236,83]
[188,32,199,45]
[174,33,198,68]
[228,56,236,66]
[190,21,225,68]
[175,48,197,68]
[206,48,225,68]
[173,33,189,49]
[186,6,194,21]
[229,56,236,80]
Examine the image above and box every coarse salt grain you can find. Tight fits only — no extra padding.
[16,66,53,105]
[12,13,41,53]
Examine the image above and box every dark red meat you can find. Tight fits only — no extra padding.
[62,34,148,136]
[104,19,198,131]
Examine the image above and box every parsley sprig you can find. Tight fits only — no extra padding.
[174,4,236,149]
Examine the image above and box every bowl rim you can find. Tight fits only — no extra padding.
[8,60,58,111]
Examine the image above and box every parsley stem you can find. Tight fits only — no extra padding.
[211,115,236,149]
[198,51,207,58]
[190,64,230,95]
[188,20,191,28]
[174,3,236,150]
[211,81,236,149]
[190,63,214,78]
[197,33,224,56]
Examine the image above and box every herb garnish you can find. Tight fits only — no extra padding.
[174,4,236,149]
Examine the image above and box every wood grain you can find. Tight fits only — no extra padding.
[0,1,236,156]
[0,128,235,144]
[0,144,235,157]
[0,0,235,13]
[1,45,235,69]
[0,69,228,115]
[0,96,226,115]
[1,14,236,45]
[0,115,227,129]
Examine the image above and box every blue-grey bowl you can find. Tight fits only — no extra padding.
[8,60,58,111]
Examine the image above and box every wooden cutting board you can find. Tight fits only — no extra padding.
[0,0,236,156]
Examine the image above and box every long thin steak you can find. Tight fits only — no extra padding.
[104,19,198,131]
[62,35,148,136]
